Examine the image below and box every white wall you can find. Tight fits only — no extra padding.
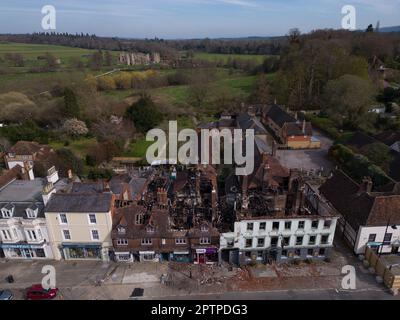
[221,217,337,250]
[355,225,400,255]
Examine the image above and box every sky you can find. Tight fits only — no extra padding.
[0,0,400,39]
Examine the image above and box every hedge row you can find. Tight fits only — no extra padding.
[329,143,392,187]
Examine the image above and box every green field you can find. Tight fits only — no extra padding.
[49,138,97,159]
[0,42,120,64]
[193,52,269,64]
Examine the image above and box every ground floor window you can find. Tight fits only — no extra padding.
[142,253,155,261]
[117,254,132,261]
[319,248,326,256]
[35,249,46,258]
[64,247,102,259]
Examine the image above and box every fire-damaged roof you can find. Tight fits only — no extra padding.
[320,170,400,230]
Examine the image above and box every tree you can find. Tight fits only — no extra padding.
[88,51,103,70]
[62,118,89,137]
[104,51,113,66]
[62,88,81,118]
[322,75,375,128]
[248,74,271,104]
[4,53,24,67]
[0,92,38,123]
[188,82,210,108]
[360,143,393,170]
[55,148,84,176]
[125,95,163,133]
[97,76,116,91]
[43,52,59,70]
[87,168,114,180]
[366,24,374,33]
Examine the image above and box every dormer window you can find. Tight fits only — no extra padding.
[1,204,15,218]
[26,206,38,219]
[146,225,155,233]
[117,227,126,234]
[135,213,144,225]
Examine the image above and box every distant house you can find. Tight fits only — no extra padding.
[259,105,320,149]
[4,141,58,179]
[320,170,400,255]
[375,131,400,153]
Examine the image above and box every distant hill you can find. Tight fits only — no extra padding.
[379,26,400,33]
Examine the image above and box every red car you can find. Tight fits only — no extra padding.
[26,284,58,300]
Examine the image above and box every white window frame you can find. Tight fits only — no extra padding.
[175,238,187,245]
[117,238,128,246]
[1,229,12,240]
[91,229,100,241]
[200,237,211,245]
[62,229,71,241]
[141,238,152,245]
[88,214,97,225]
[59,213,68,225]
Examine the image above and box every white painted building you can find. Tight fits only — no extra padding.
[320,170,400,256]
[220,183,339,265]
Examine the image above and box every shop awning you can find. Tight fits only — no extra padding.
[0,243,45,249]
[61,243,102,248]
[174,251,190,255]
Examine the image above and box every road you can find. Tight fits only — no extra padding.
[161,288,399,300]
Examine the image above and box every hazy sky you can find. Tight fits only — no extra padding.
[1,0,399,38]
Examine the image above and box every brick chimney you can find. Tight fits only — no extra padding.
[157,188,168,208]
[359,177,373,194]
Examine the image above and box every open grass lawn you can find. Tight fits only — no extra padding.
[123,138,154,158]
[0,42,120,64]
[49,137,97,159]
[193,52,270,64]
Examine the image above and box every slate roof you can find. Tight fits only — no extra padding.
[236,114,268,135]
[71,182,104,194]
[264,104,297,128]
[45,193,113,213]
[285,122,313,136]
[0,202,45,219]
[320,170,400,230]
[375,131,400,148]
[346,131,380,149]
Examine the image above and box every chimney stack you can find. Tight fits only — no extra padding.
[359,177,373,194]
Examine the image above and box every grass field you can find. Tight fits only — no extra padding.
[193,52,269,64]
[49,138,97,159]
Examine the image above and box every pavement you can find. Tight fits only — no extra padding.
[276,130,334,172]
[0,235,398,300]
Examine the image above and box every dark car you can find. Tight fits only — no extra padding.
[26,284,58,300]
[0,290,13,300]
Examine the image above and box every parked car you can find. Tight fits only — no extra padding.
[0,290,13,300]
[26,285,58,300]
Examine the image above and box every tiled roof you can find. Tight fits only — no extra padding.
[320,170,400,229]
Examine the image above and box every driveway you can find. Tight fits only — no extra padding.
[276,130,334,172]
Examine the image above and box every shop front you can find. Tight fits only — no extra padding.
[61,243,104,260]
[171,251,191,263]
[139,251,160,262]
[0,243,51,259]
[115,251,134,262]
[193,247,218,264]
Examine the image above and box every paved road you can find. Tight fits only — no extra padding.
[161,288,399,300]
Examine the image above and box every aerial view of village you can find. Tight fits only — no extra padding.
[0,0,400,307]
